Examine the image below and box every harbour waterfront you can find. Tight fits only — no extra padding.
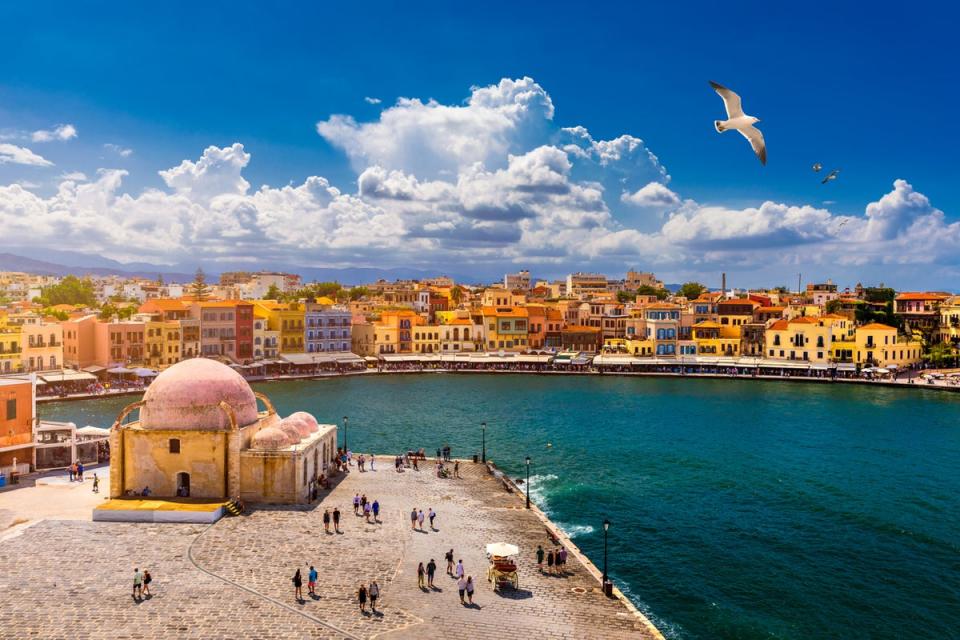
[41,374,960,640]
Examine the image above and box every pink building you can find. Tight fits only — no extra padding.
[94,321,145,367]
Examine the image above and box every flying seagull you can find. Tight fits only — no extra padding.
[812,163,822,172]
[822,168,840,184]
[710,81,766,165]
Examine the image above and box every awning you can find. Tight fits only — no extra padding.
[40,370,97,383]
[132,368,158,377]
[571,356,592,365]
[76,425,109,437]
[107,367,134,375]
[335,354,364,364]
[81,365,106,374]
[281,353,315,366]
[759,361,811,370]
[836,363,857,371]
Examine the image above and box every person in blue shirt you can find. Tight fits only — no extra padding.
[372,500,380,523]
[308,565,318,596]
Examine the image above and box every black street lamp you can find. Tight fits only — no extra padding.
[481,421,486,463]
[343,415,348,452]
[602,518,611,586]
[525,456,531,509]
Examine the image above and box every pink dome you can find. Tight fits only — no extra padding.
[251,426,291,450]
[281,414,315,437]
[138,358,259,431]
[288,411,319,432]
[277,420,302,443]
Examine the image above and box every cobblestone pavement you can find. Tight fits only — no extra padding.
[0,459,658,639]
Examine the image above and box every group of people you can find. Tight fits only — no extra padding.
[435,459,460,478]
[354,493,381,522]
[355,453,374,471]
[67,461,85,482]
[535,544,568,575]
[132,567,153,600]
[416,550,475,605]
[409,507,437,531]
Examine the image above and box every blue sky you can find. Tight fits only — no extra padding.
[1,1,958,288]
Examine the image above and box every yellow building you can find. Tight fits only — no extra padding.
[481,306,529,352]
[480,288,526,307]
[691,321,740,356]
[850,323,922,368]
[144,319,182,369]
[717,299,758,339]
[765,316,835,363]
[254,301,305,354]
[604,336,654,356]
[412,324,441,353]
[0,316,22,374]
[105,358,338,510]
[20,321,63,372]
[939,296,960,347]
[374,309,421,354]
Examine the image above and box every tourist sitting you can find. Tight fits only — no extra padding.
[140,486,151,496]
[318,473,329,489]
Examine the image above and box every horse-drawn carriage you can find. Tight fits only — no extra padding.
[485,542,520,591]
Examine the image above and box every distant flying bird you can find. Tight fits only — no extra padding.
[812,163,823,172]
[838,220,848,229]
[822,168,840,184]
[710,81,766,165]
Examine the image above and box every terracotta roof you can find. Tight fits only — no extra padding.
[481,306,528,318]
[139,299,188,313]
[693,321,722,328]
[718,299,758,308]
[448,318,473,325]
[821,313,848,320]
[789,317,823,325]
[769,319,790,331]
[858,322,896,331]
[895,292,950,301]
[756,306,785,312]
[645,304,680,311]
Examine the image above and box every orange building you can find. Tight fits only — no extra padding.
[0,377,35,473]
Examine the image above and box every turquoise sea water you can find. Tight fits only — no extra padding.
[41,374,960,639]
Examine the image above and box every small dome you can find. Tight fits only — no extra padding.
[281,414,315,437]
[277,420,302,443]
[288,411,319,432]
[138,358,259,431]
[251,426,292,450]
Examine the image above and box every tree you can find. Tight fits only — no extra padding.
[44,308,69,321]
[679,282,707,300]
[40,275,96,307]
[450,285,464,305]
[117,305,135,320]
[616,290,635,303]
[190,268,211,301]
[636,285,669,300]
[98,303,117,320]
[825,299,843,315]
[924,341,957,368]
[264,283,283,301]
[863,287,896,304]
[312,282,342,298]
[349,286,370,301]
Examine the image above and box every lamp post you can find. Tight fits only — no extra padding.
[525,456,531,509]
[602,518,611,586]
[481,421,486,463]
[343,415,348,453]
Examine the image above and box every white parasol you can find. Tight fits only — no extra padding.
[486,542,519,557]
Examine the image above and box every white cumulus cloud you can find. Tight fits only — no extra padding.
[0,143,54,167]
[31,124,77,143]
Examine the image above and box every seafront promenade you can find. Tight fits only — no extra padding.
[0,457,661,639]
[34,364,960,404]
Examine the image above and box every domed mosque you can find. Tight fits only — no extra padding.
[107,358,337,504]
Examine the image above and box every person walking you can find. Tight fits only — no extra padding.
[142,569,152,597]
[353,493,361,515]
[369,454,375,471]
[92,473,100,493]
[428,508,436,529]
[372,499,380,523]
[465,575,475,604]
[457,575,467,604]
[363,500,372,523]
[546,549,555,574]
[357,583,367,613]
[308,565,318,596]
[445,549,454,575]
[369,580,380,612]
[426,558,437,588]
[323,509,331,533]
[417,562,426,589]
[68,463,75,482]
[455,559,464,581]
[536,545,545,573]
[454,460,460,478]
[77,462,84,481]
[333,507,341,533]
[558,547,568,575]
[132,568,142,599]
[292,568,303,602]
[410,507,418,530]
[417,509,425,531]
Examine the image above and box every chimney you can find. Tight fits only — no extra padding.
[721,272,726,299]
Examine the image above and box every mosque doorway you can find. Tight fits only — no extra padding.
[177,472,191,497]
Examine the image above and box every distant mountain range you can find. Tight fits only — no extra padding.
[0,252,481,285]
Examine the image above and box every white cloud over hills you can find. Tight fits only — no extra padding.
[0,77,957,285]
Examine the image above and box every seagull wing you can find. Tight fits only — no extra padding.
[710,81,744,118]
[738,125,766,165]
